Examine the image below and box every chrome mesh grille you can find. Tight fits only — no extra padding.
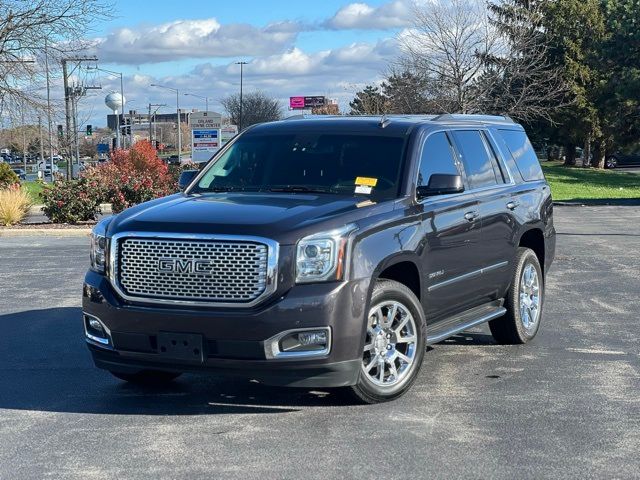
[117,238,269,303]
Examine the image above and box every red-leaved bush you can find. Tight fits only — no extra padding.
[84,140,174,213]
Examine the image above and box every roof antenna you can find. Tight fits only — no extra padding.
[378,113,390,128]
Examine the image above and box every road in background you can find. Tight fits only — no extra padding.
[0,206,639,479]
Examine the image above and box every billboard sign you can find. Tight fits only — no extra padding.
[190,111,223,162]
[289,96,326,110]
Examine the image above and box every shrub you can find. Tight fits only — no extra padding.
[83,140,174,213]
[0,185,32,226]
[41,178,102,223]
[0,162,19,189]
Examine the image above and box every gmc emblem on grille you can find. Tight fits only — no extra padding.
[157,258,215,275]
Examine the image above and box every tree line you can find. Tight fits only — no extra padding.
[349,0,640,169]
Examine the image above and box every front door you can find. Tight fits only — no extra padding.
[416,131,484,320]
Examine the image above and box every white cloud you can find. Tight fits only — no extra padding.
[81,38,398,124]
[94,18,300,64]
[325,0,413,30]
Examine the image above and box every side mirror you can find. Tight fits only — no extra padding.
[178,170,199,191]
[417,174,464,198]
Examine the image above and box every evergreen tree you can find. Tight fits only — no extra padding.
[348,86,386,115]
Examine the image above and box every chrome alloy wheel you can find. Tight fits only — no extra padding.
[361,301,417,387]
[519,263,541,333]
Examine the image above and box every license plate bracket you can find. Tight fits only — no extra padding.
[157,332,205,363]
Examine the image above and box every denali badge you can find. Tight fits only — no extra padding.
[157,258,215,275]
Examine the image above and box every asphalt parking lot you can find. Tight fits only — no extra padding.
[1,206,639,479]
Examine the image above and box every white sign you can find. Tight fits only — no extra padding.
[221,125,238,146]
[190,111,223,162]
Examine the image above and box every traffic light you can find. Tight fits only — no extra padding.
[57,124,63,137]
[86,124,92,136]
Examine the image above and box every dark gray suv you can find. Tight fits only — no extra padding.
[83,114,555,403]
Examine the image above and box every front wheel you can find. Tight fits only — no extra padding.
[605,157,618,169]
[109,370,182,385]
[489,247,544,344]
[349,279,426,404]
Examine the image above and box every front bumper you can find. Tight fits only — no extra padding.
[82,270,369,388]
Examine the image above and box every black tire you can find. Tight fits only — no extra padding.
[349,279,426,404]
[489,247,544,344]
[109,370,182,385]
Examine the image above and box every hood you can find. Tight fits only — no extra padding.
[107,192,392,244]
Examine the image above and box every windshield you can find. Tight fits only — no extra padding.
[190,132,407,201]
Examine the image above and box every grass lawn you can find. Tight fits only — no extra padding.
[23,181,45,204]
[541,161,640,202]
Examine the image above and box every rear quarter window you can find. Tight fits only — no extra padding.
[498,130,544,182]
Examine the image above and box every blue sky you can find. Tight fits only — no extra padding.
[78,0,415,126]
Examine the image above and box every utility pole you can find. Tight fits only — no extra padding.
[61,56,98,179]
[236,61,248,131]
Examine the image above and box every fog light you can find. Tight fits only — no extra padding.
[83,314,111,346]
[88,317,104,333]
[278,328,330,355]
[298,331,327,346]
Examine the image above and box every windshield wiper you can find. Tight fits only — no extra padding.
[268,185,335,194]
[206,186,258,192]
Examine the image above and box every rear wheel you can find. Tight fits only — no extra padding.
[109,370,182,385]
[489,247,544,344]
[349,279,426,404]
[605,157,618,169]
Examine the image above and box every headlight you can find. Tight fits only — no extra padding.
[90,217,112,274]
[296,224,357,283]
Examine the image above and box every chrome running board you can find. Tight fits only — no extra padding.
[426,300,506,345]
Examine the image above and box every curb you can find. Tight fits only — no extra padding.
[0,228,92,237]
[28,203,112,215]
[553,200,640,207]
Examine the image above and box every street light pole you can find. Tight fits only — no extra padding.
[184,93,209,111]
[236,61,248,131]
[89,67,125,149]
[44,38,54,181]
[150,84,181,157]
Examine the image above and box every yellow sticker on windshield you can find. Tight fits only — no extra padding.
[355,177,378,187]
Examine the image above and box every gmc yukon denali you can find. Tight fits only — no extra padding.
[83,114,555,403]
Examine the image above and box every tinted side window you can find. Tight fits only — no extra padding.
[451,130,498,189]
[499,129,544,181]
[417,132,459,187]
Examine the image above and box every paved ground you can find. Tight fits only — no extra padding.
[1,206,639,479]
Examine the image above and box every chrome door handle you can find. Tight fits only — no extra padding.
[506,201,520,210]
[464,211,479,222]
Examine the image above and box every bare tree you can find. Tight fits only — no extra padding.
[0,0,111,109]
[398,0,567,123]
[221,91,282,130]
[400,0,499,114]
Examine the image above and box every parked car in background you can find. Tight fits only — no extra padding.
[165,154,180,165]
[12,168,27,180]
[606,151,640,169]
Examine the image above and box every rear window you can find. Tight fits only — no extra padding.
[498,130,544,181]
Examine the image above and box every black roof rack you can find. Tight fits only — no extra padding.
[431,113,515,124]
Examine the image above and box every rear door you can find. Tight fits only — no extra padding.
[417,131,484,320]
[450,130,515,303]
